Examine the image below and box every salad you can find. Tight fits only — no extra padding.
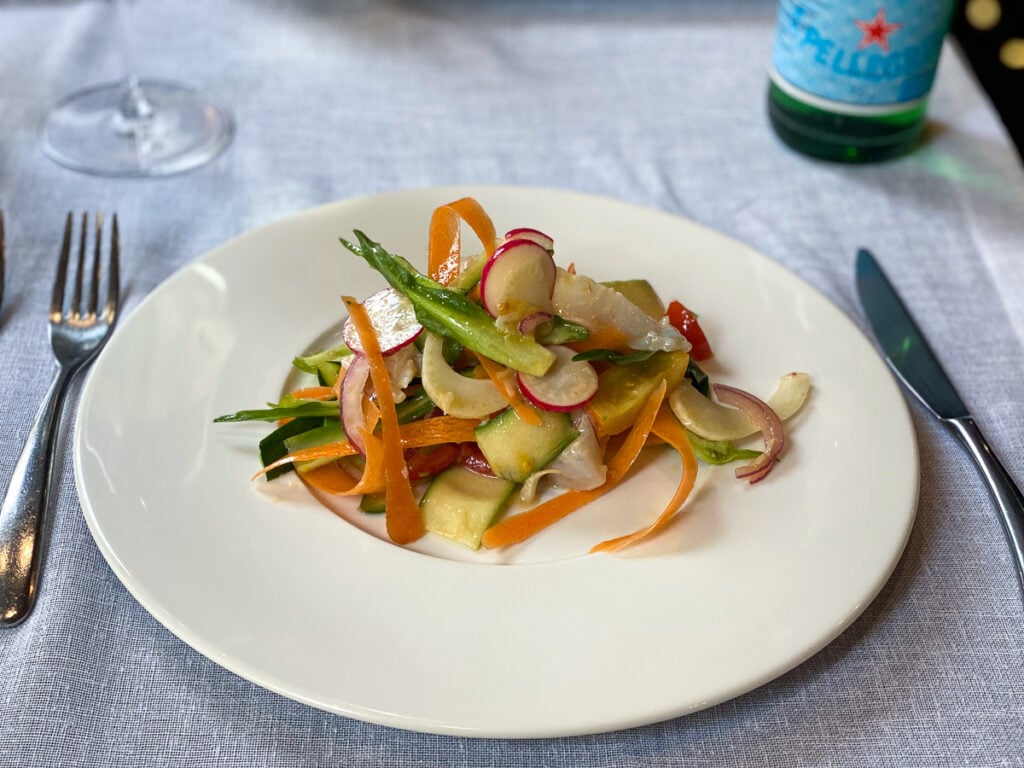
[216,198,811,553]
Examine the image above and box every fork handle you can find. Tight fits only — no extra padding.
[0,366,73,627]
[946,416,1024,603]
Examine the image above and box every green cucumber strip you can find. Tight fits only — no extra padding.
[292,344,351,374]
[395,388,437,424]
[316,361,342,387]
[284,420,347,474]
[259,417,327,480]
[359,493,387,514]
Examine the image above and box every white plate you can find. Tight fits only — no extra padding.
[75,186,918,738]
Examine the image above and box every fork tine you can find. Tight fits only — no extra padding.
[51,213,73,321]
[70,212,88,319]
[106,214,120,322]
[87,212,103,319]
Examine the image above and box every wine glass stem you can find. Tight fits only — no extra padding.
[114,0,153,124]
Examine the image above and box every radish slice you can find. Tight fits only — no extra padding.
[669,372,810,441]
[420,333,507,418]
[712,383,785,483]
[503,227,554,252]
[340,355,372,455]
[479,238,556,319]
[342,288,422,356]
[516,345,599,413]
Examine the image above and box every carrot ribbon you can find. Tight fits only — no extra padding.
[480,380,667,550]
[344,295,424,544]
[589,406,698,553]
[428,198,498,286]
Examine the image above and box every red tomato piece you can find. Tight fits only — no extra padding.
[667,300,713,361]
[405,444,461,483]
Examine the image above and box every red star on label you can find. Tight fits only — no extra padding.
[855,8,902,52]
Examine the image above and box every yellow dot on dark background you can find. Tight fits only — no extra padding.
[966,0,1002,30]
[1000,38,1024,69]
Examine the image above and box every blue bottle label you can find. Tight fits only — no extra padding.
[770,0,953,114]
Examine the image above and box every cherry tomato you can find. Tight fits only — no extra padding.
[459,443,498,477]
[666,300,713,361]
[405,444,461,483]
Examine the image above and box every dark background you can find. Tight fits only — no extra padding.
[953,0,1024,162]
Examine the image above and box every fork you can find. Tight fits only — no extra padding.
[0,212,120,627]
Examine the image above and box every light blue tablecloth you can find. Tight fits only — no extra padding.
[1,1,1023,765]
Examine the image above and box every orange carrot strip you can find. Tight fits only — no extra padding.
[565,328,631,355]
[342,428,386,495]
[301,462,360,494]
[428,197,498,286]
[254,415,481,479]
[256,442,358,476]
[472,352,543,426]
[400,415,481,445]
[480,380,667,549]
[589,406,698,554]
[253,426,386,495]
[344,296,424,544]
[428,206,460,285]
[287,386,336,401]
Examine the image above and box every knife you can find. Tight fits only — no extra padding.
[855,248,1024,602]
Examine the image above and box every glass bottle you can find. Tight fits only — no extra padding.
[767,0,955,162]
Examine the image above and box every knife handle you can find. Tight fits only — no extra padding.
[946,417,1024,600]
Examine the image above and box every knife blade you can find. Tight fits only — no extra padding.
[855,248,1024,603]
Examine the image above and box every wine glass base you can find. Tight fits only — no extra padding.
[41,79,234,177]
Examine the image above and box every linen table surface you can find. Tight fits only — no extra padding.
[1,1,1022,766]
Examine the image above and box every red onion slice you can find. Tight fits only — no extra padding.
[518,311,553,336]
[340,355,372,455]
[712,383,785,483]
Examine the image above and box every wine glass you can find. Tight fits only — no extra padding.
[40,0,234,177]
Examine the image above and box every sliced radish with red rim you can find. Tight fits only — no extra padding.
[480,238,556,319]
[503,227,554,252]
[342,288,423,356]
[516,345,599,413]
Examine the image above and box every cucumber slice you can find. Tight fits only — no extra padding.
[421,465,517,549]
[258,416,325,480]
[474,406,578,483]
[359,492,386,514]
[316,361,342,386]
[283,420,346,474]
